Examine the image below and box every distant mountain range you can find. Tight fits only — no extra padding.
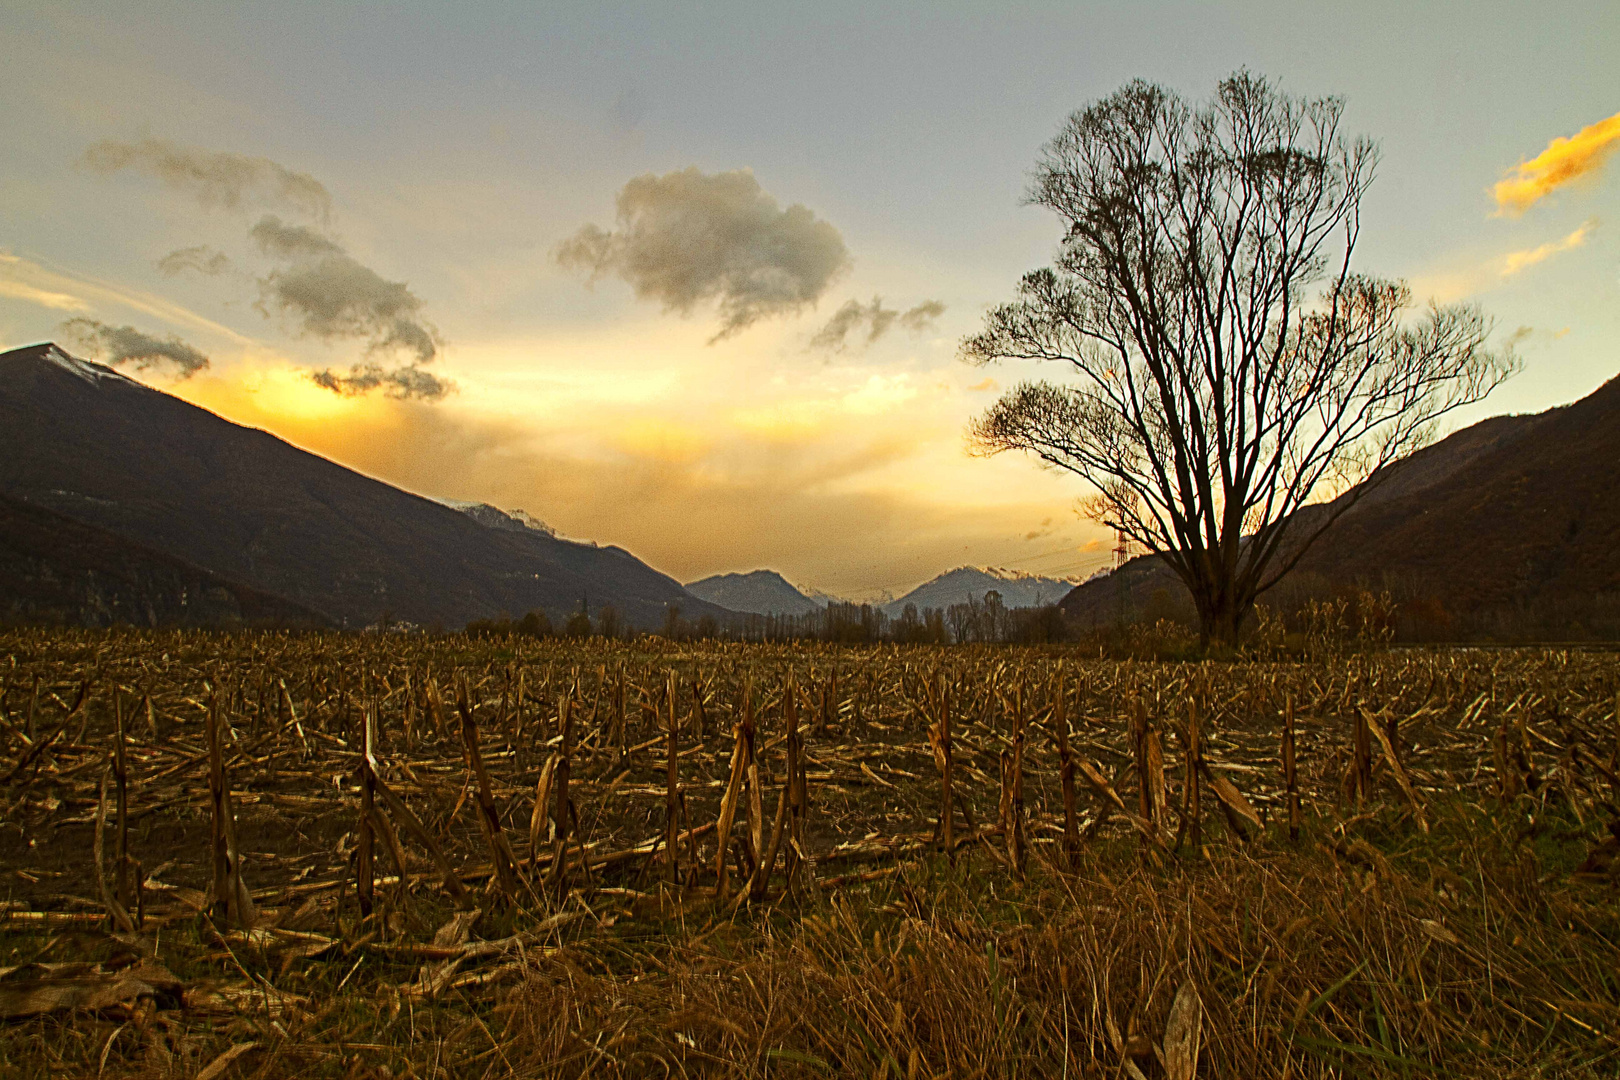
[883,566,1076,616]
[1061,372,1620,640]
[0,343,732,630]
[685,565,1078,618]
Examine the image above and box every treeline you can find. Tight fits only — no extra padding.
[463,590,1070,645]
[720,593,1067,645]
[464,604,625,641]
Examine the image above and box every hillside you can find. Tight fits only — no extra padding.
[1060,373,1620,639]
[684,570,824,616]
[0,492,330,628]
[0,343,732,630]
[885,566,1075,616]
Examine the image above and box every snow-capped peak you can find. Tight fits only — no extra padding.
[41,345,141,389]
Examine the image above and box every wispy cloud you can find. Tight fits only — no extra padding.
[1409,218,1601,303]
[310,362,450,401]
[0,276,88,311]
[809,296,945,352]
[157,245,233,277]
[1493,111,1620,215]
[0,251,255,343]
[1500,218,1598,277]
[81,137,445,399]
[247,215,444,397]
[557,167,849,341]
[81,138,332,219]
[58,317,209,377]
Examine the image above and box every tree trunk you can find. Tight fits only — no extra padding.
[1197,591,1251,651]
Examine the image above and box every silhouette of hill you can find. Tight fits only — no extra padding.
[1060,374,1620,639]
[684,570,824,616]
[0,343,731,630]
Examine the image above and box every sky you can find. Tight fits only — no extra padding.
[1,1,1616,601]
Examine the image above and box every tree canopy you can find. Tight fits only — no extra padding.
[963,72,1516,646]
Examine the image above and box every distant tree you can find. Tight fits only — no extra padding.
[983,590,1008,642]
[1010,604,1068,644]
[963,72,1515,647]
[893,602,923,643]
[517,609,554,637]
[662,604,685,640]
[595,604,623,640]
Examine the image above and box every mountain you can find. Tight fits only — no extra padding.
[0,343,732,630]
[684,570,824,616]
[1060,373,1620,639]
[885,566,1076,616]
[437,499,558,537]
[0,492,330,628]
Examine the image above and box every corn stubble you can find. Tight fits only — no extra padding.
[0,628,1617,1078]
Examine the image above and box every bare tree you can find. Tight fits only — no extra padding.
[963,72,1515,647]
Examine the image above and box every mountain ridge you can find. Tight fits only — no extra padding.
[0,342,733,630]
[684,570,825,616]
[1059,374,1620,639]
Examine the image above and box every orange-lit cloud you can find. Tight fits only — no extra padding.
[1493,111,1620,214]
[1500,218,1598,277]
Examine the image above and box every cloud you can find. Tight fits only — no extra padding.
[250,215,439,365]
[1500,218,1598,277]
[0,251,256,345]
[310,363,450,401]
[157,245,233,277]
[0,278,88,311]
[809,296,945,352]
[1493,111,1620,214]
[557,167,849,340]
[81,138,332,218]
[58,317,209,377]
[249,216,344,259]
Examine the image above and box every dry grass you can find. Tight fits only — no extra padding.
[454,802,1620,1078]
[1,629,1617,1078]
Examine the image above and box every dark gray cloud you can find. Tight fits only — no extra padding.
[157,245,233,277]
[251,215,439,365]
[58,317,209,378]
[249,216,344,259]
[809,296,945,352]
[310,362,450,401]
[81,138,331,219]
[557,167,850,340]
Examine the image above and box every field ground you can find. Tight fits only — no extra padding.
[1,630,1618,1077]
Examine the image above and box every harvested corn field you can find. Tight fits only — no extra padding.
[2,629,1618,1078]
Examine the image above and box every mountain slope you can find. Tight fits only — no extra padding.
[0,343,730,630]
[684,570,824,616]
[1059,374,1620,638]
[886,567,1075,616]
[0,492,330,628]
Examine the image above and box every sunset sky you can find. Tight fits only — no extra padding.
[2,2,1616,601]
